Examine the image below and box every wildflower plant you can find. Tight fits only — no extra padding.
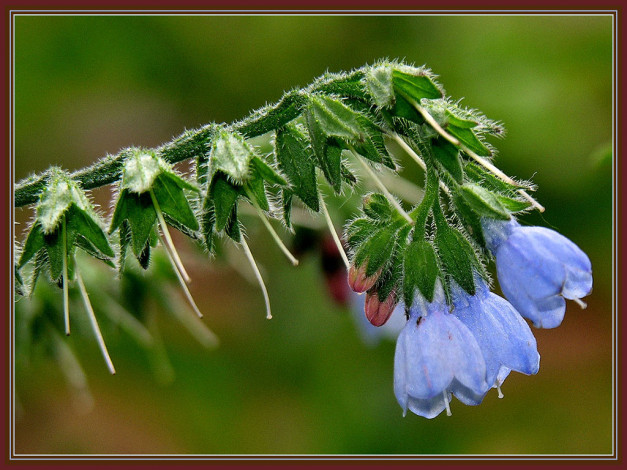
[14,60,593,418]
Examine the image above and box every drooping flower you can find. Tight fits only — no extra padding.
[481,218,592,329]
[451,278,540,401]
[393,283,488,418]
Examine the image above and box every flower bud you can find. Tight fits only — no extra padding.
[348,263,381,293]
[365,290,398,327]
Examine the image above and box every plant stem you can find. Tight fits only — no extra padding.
[75,265,116,375]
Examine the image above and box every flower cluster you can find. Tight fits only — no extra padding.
[352,215,592,418]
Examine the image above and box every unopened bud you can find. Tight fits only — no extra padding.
[365,290,398,327]
[348,264,381,293]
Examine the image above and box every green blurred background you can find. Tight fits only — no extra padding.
[14,15,613,454]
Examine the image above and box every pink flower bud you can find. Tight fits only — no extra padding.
[348,264,381,293]
[365,290,398,327]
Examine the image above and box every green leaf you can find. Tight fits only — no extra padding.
[459,183,510,220]
[210,175,241,232]
[464,162,522,194]
[66,204,114,258]
[250,156,287,186]
[275,124,319,211]
[392,69,442,102]
[19,222,45,268]
[153,173,199,231]
[448,125,491,156]
[431,138,463,183]
[403,239,439,305]
[435,227,476,295]
[446,109,478,128]
[210,131,255,183]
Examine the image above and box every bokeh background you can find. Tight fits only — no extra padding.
[13,15,613,455]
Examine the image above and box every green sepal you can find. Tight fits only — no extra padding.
[18,222,45,268]
[340,161,357,187]
[431,138,463,183]
[354,225,398,277]
[44,228,69,282]
[464,162,523,194]
[375,224,411,301]
[352,114,395,169]
[448,125,491,156]
[65,204,114,258]
[403,239,440,305]
[275,124,319,212]
[244,170,269,212]
[209,131,255,183]
[305,108,341,192]
[200,196,216,252]
[250,156,287,186]
[110,189,158,257]
[446,109,478,129]
[459,183,510,220]
[281,190,293,229]
[392,69,443,102]
[74,236,115,268]
[152,172,199,231]
[389,93,423,125]
[363,193,392,222]
[345,218,377,251]
[309,95,364,142]
[210,175,241,232]
[224,205,241,242]
[497,195,531,213]
[452,193,485,247]
[435,226,476,295]
[364,65,394,108]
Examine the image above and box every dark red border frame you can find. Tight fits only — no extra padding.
[2,3,622,467]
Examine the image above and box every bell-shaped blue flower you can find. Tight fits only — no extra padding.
[482,218,592,329]
[451,278,540,401]
[394,283,488,418]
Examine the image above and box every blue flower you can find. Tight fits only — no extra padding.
[393,284,488,418]
[482,218,592,329]
[452,278,540,401]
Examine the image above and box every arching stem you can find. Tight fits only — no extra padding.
[160,234,203,318]
[320,196,350,271]
[75,264,116,375]
[240,237,273,320]
[149,189,192,283]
